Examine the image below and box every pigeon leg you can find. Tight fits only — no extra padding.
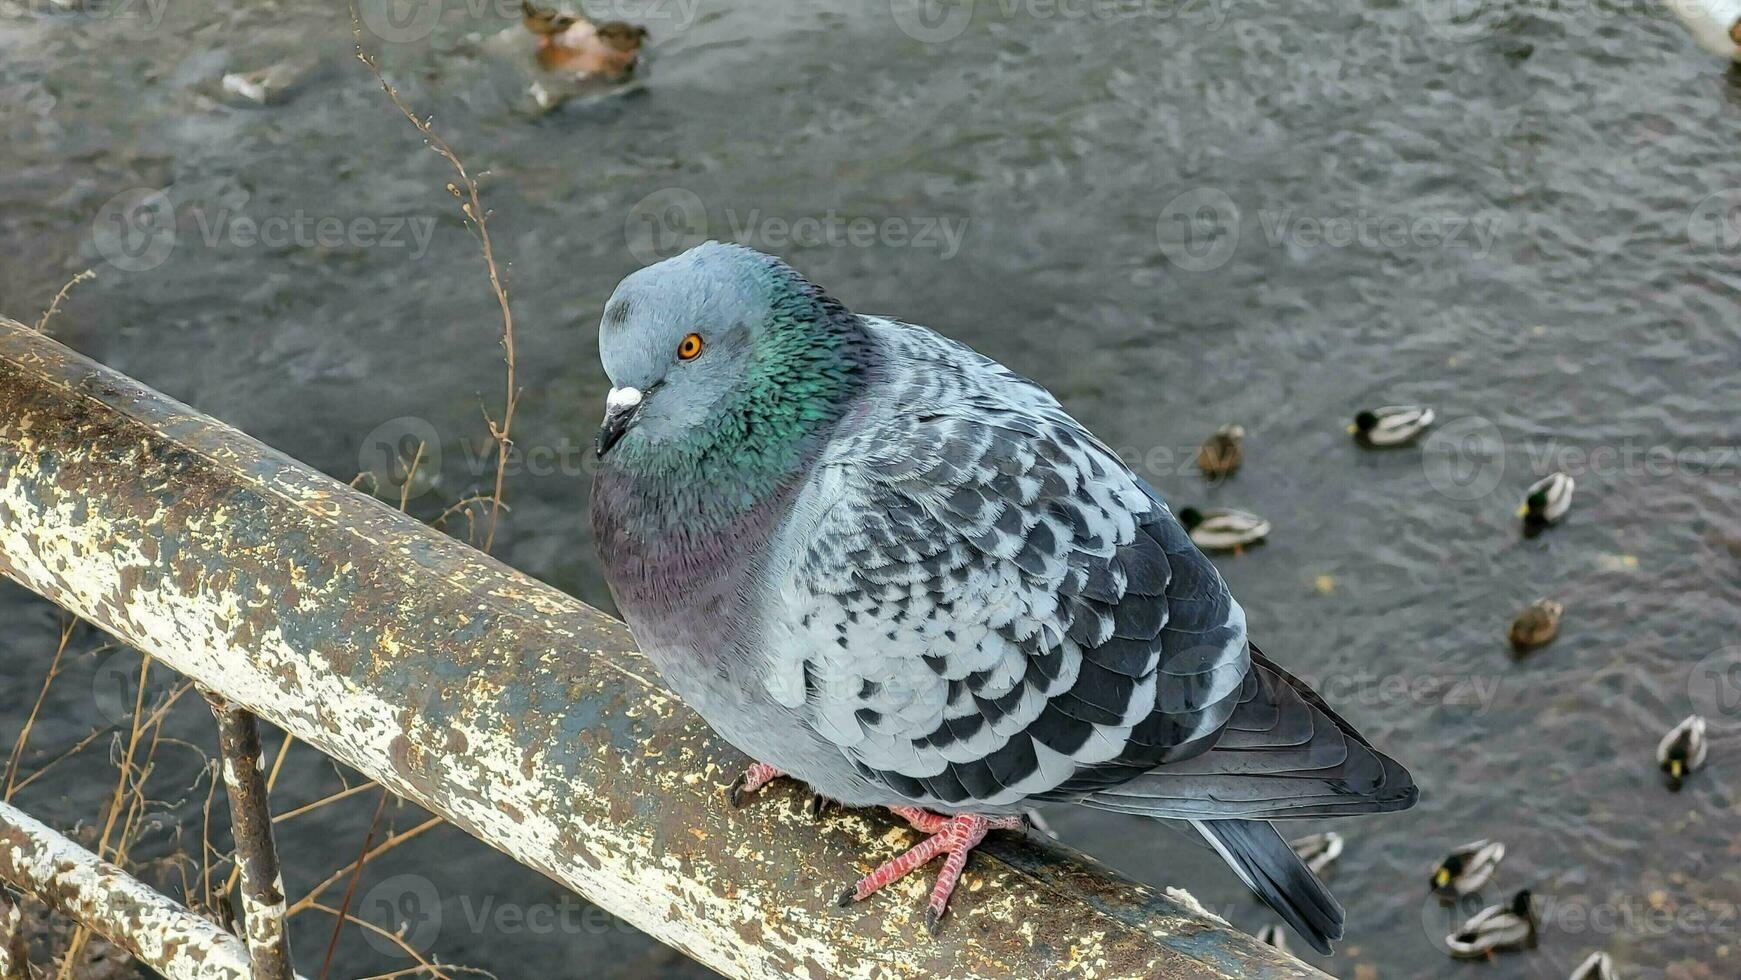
[838,810,1025,933]
[726,761,784,808]
[806,793,839,819]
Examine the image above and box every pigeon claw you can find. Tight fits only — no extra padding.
[726,761,783,809]
[806,793,837,819]
[837,809,1024,934]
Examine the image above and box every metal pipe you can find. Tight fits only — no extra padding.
[205,693,294,980]
[0,317,1322,980]
[0,798,257,980]
[0,889,27,980]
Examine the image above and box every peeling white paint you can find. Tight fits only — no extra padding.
[0,800,265,980]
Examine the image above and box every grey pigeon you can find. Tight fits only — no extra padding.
[590,242,1417,950]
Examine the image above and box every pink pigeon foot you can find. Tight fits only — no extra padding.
[837,808,1025,933]
[726,761,783,808]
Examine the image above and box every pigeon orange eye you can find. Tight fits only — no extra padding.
[677,333,704,360]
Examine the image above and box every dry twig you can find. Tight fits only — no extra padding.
[33,269,95,334]
[351,10,519,554]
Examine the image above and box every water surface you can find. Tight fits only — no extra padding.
[2,0,1739,976]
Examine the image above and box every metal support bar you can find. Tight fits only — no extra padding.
[0,317,1321,980]
[0,799,262,980]
[205,693,294,980]
[0,889,28,980]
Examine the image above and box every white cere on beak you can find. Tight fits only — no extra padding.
[606,386,643,413]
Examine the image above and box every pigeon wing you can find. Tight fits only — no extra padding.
[764,320,1250,810]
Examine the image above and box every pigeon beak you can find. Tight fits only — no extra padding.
[596,385,645,458]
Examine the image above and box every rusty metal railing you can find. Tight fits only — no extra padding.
[0,317,1322,979]
[0,798,274,980]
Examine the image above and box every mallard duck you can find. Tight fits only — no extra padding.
[1658,714,1708,791]
[1431,839,1505,896]
[1349,405,1435,447]
[1518,472,1574,525]
[1660,0,1741,59]
[1288,831,1343,878]
[1570,951,1619,980]
[521,0,648,77]
[1197,424,1244,478]
[1255,923,1289,954]
[1446,889,1537,959]
[1177,507,1270,553]
[1508,598,1563,652]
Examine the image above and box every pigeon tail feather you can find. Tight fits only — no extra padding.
[1192,817,1341,955]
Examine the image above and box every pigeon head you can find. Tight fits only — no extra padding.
[593,242,867,464]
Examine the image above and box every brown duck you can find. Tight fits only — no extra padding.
[1507,598,1562,652]
[521,0,647,78]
